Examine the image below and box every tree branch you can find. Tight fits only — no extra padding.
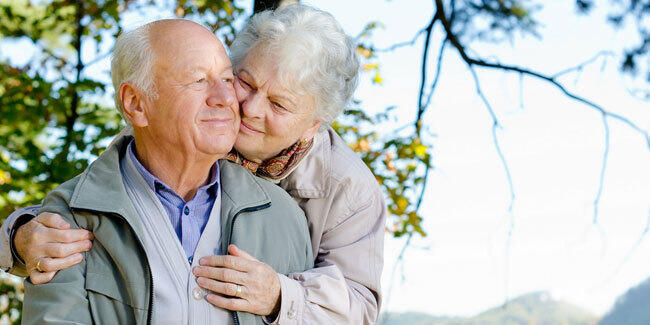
[60,1,84,168]
[415,13,440,132]
[436,1,650,149]
[467,65,515,213]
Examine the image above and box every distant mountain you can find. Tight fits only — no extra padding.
[599,277,650,325]
[379,292,598,325]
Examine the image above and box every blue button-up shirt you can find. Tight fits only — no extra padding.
[127,140,219,262]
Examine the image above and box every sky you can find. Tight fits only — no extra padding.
[299,0,650,317]
[1,0,649,319]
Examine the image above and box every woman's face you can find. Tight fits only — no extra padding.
[232,47,322,163]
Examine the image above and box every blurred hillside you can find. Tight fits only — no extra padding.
[379,291,598,325]
[599,277,650,325]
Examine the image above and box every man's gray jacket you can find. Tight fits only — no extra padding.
[20,135,313,325]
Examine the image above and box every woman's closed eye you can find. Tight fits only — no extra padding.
[238,78,253,90]
[271,101,287,112]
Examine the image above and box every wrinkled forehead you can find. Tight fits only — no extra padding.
[237,43,307,94]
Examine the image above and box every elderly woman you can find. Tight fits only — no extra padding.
[2,4,385,324]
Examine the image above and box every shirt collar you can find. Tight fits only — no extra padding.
[126,139,220,199]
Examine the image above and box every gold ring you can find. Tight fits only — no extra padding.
[36,259,45,273]
[235,284,242,298]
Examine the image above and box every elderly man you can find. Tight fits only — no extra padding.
[18,19,313,325]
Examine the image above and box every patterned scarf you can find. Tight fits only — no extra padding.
[225,138,314,181]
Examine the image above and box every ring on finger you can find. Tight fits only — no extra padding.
[36,258,45,273]
[235,284,242,298]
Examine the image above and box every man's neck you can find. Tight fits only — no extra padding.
[133,136,217,201]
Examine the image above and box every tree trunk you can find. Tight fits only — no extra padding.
[253,0,298,13]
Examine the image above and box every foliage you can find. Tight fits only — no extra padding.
[332,107,431,237]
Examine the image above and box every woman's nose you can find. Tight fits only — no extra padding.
[241,92,266,119]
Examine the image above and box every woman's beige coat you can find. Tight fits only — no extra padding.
[274,127,386,324]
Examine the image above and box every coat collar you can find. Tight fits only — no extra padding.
[68,134,272,231]
[68,134,136,217]
[217,159,271,215]
[279,128,333,199]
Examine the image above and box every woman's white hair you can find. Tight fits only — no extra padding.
[110,23,158,123]
[230,4,360,126]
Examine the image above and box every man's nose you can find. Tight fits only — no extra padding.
[206,80,236,108]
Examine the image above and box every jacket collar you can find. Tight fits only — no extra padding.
[67,135,145,235]
[68,134,272,231]
[68,134,135,216]
[279,128,332,199]
[218,159,271,215]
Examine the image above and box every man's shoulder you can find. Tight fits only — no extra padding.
[44,175,84,205]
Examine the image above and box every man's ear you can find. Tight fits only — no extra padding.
[300,120,322,142]
[119,83,149,127]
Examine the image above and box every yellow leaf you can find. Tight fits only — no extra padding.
[396,197,408,213]
[363,63,379,71]
[414,144,427,157]
[373,72,383,84]
[358,139,370,152]
[0,170,10,185]
[356,46,373,59]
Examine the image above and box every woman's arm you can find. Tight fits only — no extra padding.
[0,205,40,276]
[273,191,386,324]
[0,207,92,282]
[22,190,92,324]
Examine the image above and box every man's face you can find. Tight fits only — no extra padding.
[141,21,239,159]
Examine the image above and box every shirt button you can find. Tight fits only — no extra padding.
[184,206,190,215]
[192,287,203,300]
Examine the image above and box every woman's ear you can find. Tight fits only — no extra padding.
[301,120,322,142]
[119,83,149,127]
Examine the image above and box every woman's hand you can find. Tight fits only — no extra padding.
[193,244,282,317]
[15,212,93,284]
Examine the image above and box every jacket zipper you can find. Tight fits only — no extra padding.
[228,202,271,325]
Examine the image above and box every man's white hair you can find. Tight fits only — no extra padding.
[110,23,158,124]
[229,4,360,126]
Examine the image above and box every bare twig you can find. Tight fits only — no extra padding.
[467,65,515,214]
[593,114,610,224]
[380,233,413,325]
[421,40,448,111]
[607,208,650,282]
[552,51,614,79]
[518,72,524,110]
[375,29,426,52]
